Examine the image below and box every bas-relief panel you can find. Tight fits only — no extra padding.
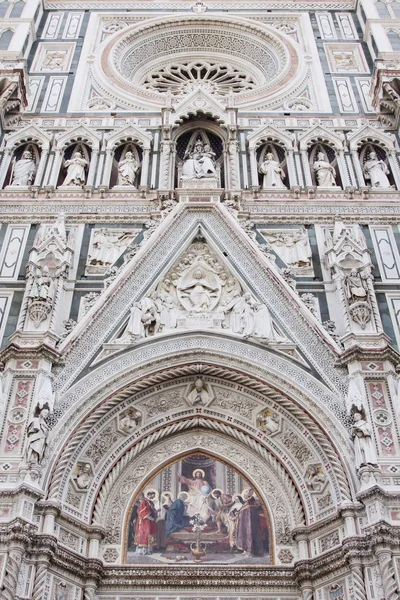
[125,453,271,565]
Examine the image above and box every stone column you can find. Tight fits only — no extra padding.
[0,148,13,188]
[350,564,368,600]
[86,149,99,187]
[249,147,259,189]
[388,151,400,189]
[228,140,240,189]
[101,149,113,187]
[140,147,150,189]
[377,549,400,600]
[351,149,366,187]
[159,140,172,189]
[33,149,49,187]
[49,149,63,187]
[301,149,313,187]
[337,150,351,188]
[2,547,24,600]
[287,149,298,187]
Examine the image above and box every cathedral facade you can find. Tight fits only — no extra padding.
[0,0,400,599]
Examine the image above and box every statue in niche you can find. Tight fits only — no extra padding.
[74,463,92,490]
[363,151,391,189]
[11,149,36,186]
[63,151,88,186]
[181,138,216,180]
[313,152,337,187]
[187,377,210,406]
[29,266,53,303]
[263,229,311,270]
[25,407,50,465]
[259,153,286,189]
[344,268,368,304]
[117,150,140,186]
[351,413,378,469]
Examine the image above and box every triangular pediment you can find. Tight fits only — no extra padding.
[57,203,344,396]
[172,89,228,126]
[92,234,304,365]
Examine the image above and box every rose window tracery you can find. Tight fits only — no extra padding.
[142,61,257,96]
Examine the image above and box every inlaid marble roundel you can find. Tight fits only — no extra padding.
[98,16,301,107]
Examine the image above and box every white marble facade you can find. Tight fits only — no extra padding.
[0,1,400,600]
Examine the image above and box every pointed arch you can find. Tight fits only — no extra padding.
[347,124,396,152]
[247,124,295,151]
[298,124,345,151]
[55,124,101,151]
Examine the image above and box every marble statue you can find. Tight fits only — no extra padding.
[115,243,288,344]
[25,408,50,465]
[63,151,88,186]
[125,293,161,340]
[181,138,216,180]
[363,151,391,188]
[120,409,141,433]
[11,149,36,186]
[313,152,337,187]
[351,413,378,469]
[187,377,210,406]
[117,151,140,186]
[259,153,286,189]
[305,464,326,491]
[29,266,53,302]
[75,463,92,489]
[88,229,134,269]
[344,269,368,303]
[264,230,311,269]
[258,409,279,434]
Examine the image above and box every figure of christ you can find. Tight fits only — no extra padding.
[134,491,158,555]
[177,469,214,523]
[178,268,218,312]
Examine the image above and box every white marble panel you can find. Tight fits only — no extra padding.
[26,76,45,112]
[336,13,358,39]
[332,77,358,112]
[387,294,400,348]
[370,226,400,282]
[63,12,84,38]
[316,12,337,39]
[42,12,64,39]
[42,76,67,112]
[0,293,13,345]
[355,77,374,112]
[0,225,29,280]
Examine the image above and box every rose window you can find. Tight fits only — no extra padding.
[142,61,257,96]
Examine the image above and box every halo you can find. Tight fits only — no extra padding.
[161,491,174,503]
[192,468,205,478]
[241,487,255,499]
[144,487,159,500]
[211,488,224,499]
[178,491,189,501]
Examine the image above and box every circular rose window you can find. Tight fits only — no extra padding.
[96,15,304,109]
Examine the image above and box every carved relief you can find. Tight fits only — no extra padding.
[86,229,137,275]
[260,229,312,275]
[257,409,280,434]
[115,242,290,345]
[73,462,93,491]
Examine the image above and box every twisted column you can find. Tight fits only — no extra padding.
[140,147,150,188]
[86,149,99,187]
[159,141,171,189]
[350,565,367,600]
[33,148,49,187]
[83,587,95,600]
[2,549,23,600]
[249,147,259,188]
[378,550,400,600]
[228,140,240,189]
[31,562,48,600]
